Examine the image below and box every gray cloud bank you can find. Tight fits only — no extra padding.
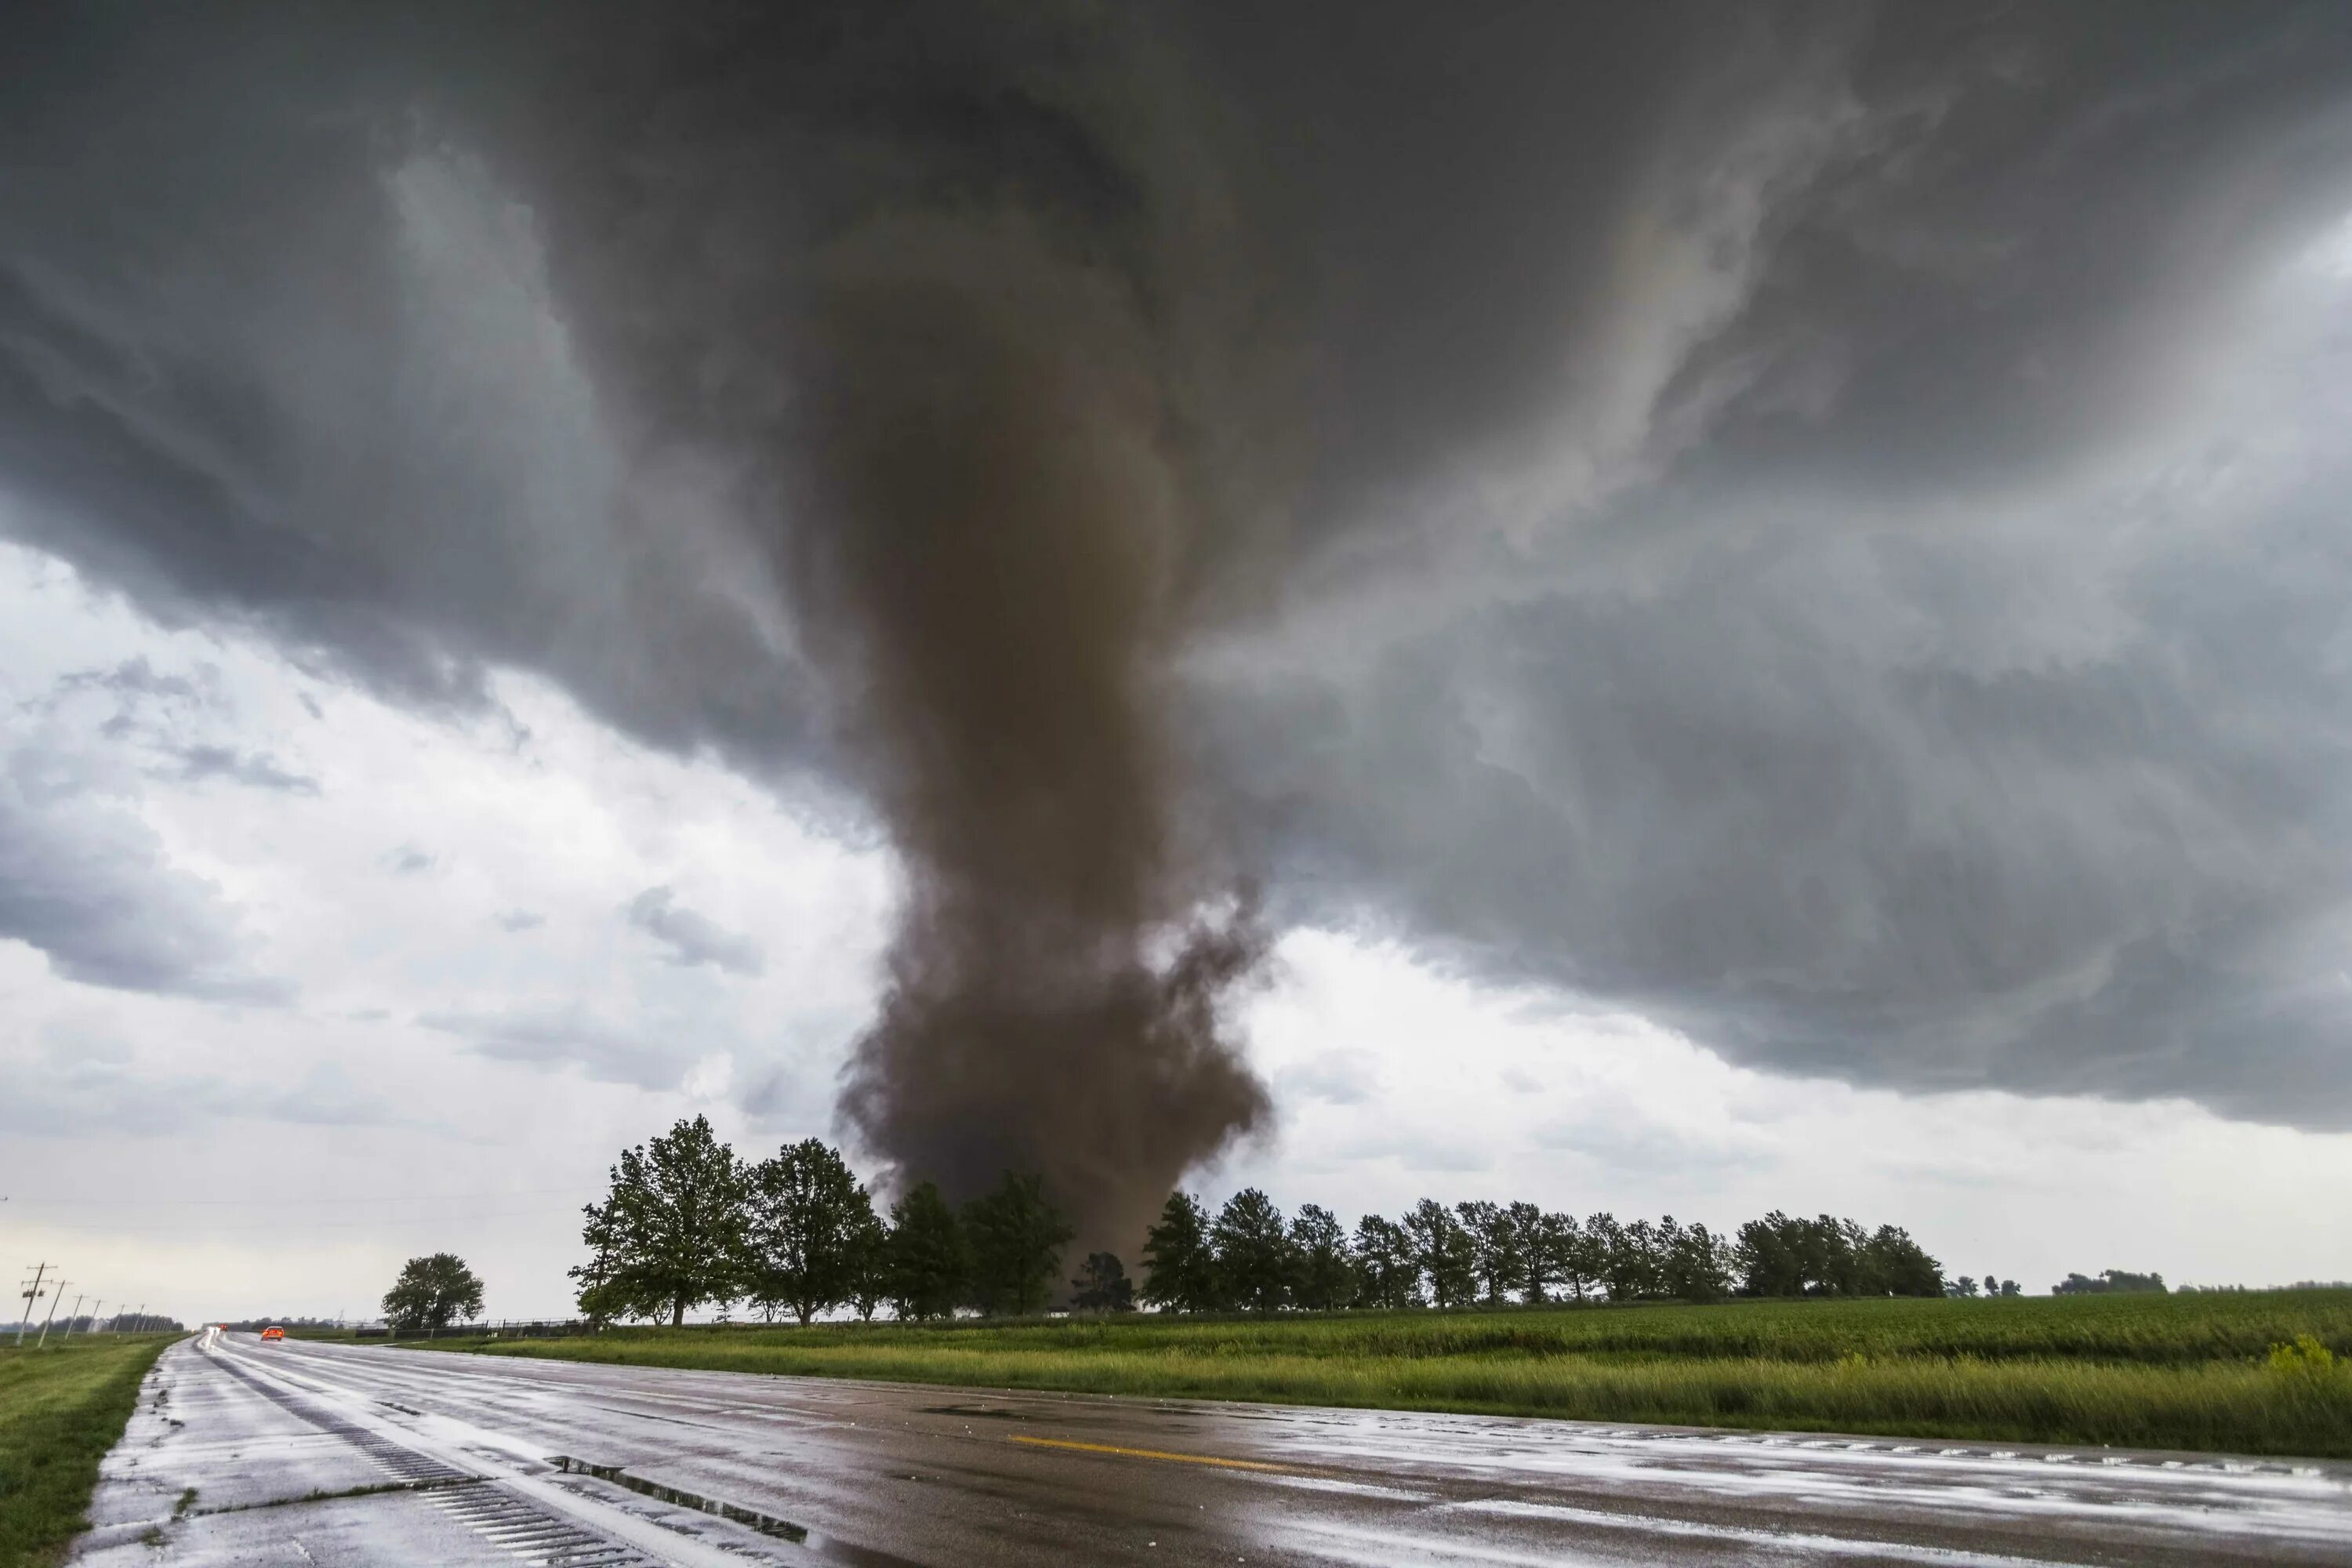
[0,742,286,1003]
[625,887,764,978]
[417,1007,691,1092]
[5,3,2352,1132]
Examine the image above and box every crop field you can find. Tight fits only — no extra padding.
[429,1290,2352,1459]
[0,1336,173,1567]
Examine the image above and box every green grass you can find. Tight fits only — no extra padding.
[0,1336,175,1568]
[426,1290,2352,1458]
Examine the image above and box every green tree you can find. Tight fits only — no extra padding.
[1523,1210,1584,1303]
[847,1207,891,1322]
[382,1253,485,1336]
[571,1114,748,1327]
[1587,1212,1640,1301]
[1404,1199,1477,1308]
[1212,1188,1298,1313]
[744,1138,875,1324]
[1352,1214,1421,1309]
[1621,1218,1664,1299]
[1502,1202,1544,1301]
[887,1181,967,1320]
[1860,1225,1944,1297]
[962,1171,1072,1316]
[1139,1191,1221,1313]
[1733,1210,1806,1296]
[1659,1218,1733,1303]
[1290,1203,1357,1312]
[1070,1252,1136,1312]
[572,1195,629,1327]
[1456,1201,1523,1305]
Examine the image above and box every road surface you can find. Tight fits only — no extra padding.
[74,1331,2352,1566]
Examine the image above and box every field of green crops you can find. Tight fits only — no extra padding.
[427,1289,2352,1458]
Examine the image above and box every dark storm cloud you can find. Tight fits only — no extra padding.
[0,746,286,1002]
[624,887,764,978]
[6,0,2352,1171]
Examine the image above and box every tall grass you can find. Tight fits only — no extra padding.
[0,1337,173,1567]
[441,1290,2352,1458]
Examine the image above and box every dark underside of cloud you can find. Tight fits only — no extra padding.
[6,0,2352,1151]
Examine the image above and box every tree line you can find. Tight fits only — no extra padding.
[569,1117,1072,1325]
[1135,1193,1944,1312]
[568,1119,1950,1324]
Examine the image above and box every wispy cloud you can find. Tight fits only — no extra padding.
[625,886,763,977]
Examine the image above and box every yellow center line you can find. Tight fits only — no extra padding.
[1007,1435,1292,1473]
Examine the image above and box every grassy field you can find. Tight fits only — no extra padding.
[427,1290,2352,1458]
[0,1336,174,1568]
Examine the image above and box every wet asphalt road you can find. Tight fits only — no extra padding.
[74,1331,2352,1566]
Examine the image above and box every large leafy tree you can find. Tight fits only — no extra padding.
[1212,1189,1298,1313]
[1456,1201,1523,1305]
[1621,1218,1664,1299]
[962,1171,1072,1316]
[1290,1203,1356,1312]
[571,1114,749,1327]
[846,1205,891,1322]
[1657,1217,1733,1302]
[1587,1211,1642,1301]
[1351,1214,1421,1309]
[1860,1225,1944,1297]
[1069,1252,1136,1312]
[745,1139,876,1324]
[1138,1191,1220,1313]
[382,1253,484,1336]
[887,1181,967,1320]
[1523,1210,1585,1303]
[1404,1199,1478,1308]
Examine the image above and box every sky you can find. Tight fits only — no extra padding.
[6,2,2352,1321]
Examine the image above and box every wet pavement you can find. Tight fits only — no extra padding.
[75,1331,2352,1566]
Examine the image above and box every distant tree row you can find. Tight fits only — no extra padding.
[570,1120,1951,1325]
[2053,1269,2166,1295]
[570,1118,1073,1326]
[1138,1194,1945,1312]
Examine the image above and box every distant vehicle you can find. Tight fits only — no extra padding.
[260,1326,285,1342]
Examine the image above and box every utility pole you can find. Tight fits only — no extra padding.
[88,1300,105,1339]
[36,1279,69,1347]
[16,1262,49,1347]
[60,1293,85,1340]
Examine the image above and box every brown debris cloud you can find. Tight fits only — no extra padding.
[804,220,1274,1247]
[488,6,1283,1251]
